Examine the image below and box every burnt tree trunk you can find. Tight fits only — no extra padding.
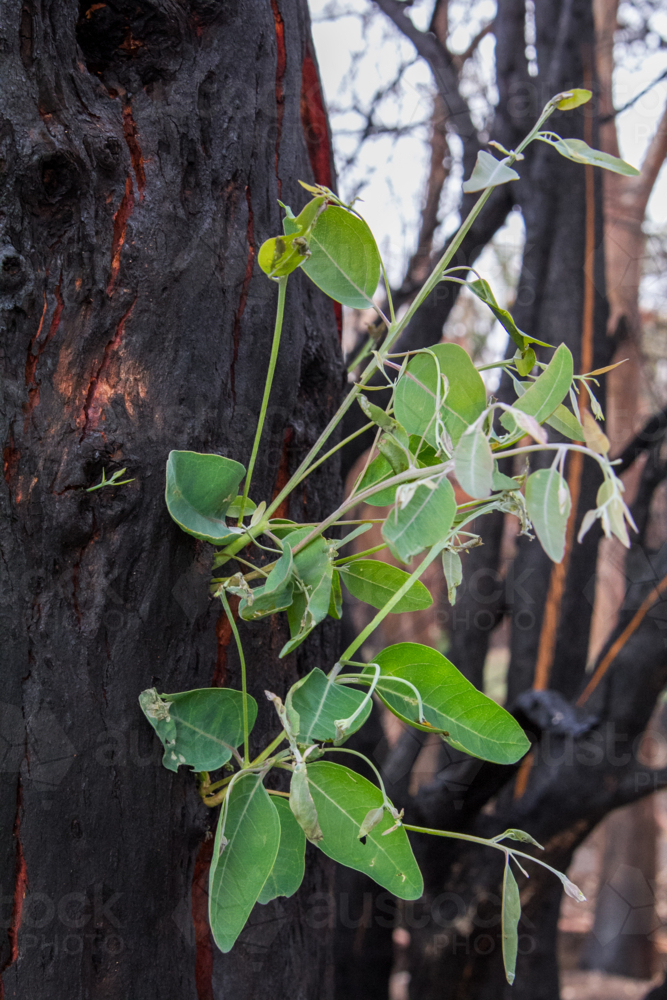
[0,2,343,998]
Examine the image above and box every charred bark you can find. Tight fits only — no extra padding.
[0,2,342,998]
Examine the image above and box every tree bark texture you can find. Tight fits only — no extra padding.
[0,2,342,998]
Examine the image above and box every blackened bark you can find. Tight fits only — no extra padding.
[0,2,342,998]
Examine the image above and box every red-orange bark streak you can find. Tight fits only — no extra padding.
[191,837,214,1000]
[300,48,341,338]
[230,187,255,405]
[1,779,27,989]
[107,176,134,295]
[122,103,146,199]
[270,0,286,192]
[2,442,20,494]
[81,296,137,439]
[212,595,239,687]
[23,276,64,425]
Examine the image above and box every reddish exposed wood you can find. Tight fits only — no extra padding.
[191,837,214,1000]
[106,175,134,295]
[231,186,255,405]
[270,0,286,189]
[122,103,146,199]
[80,295,137,439]
[212,595,239,688]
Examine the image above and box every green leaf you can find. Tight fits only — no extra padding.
[492,468,521,491]
[494,828,544,850]
[286,668,372,743]
[557,88,592,110]
[280,529,334,657]
[301,206,381,309]
[382,476,456,564]
[139,687,257,773]
[394,343,487,449]
[258,795,306,904]
[339,559,433,613]
[501,861,521,985]
[306,761,423,900]
[328,569,343,619]
[545,403,584,441]
[453,424,494,499]
[257,235,309,279]
[501,344,574,433]
[165,450,246,545]
[289,763,323,842]
[441,548,463,605]
[462,150,520,193]
[225,495,257,518]
[542,136,639,176]
[239,546,295,621]
[516,348,536,377]
[209,774,281,952]
[467,278,547,352]
[370,642,530,764]
[358,453,399,507]
[525,466,571,563]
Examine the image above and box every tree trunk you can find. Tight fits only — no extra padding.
[0,2,343,997]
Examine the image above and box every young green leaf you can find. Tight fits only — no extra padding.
[494,828,544,850]
[462,150,520,193]
[290,763,323,843]
[441,548,463,605]
[545,403,584,441]
[492,468,521,491]
[257,235,309,279]
[541,135,639,176]
[209,774,280,953]
[258,795,306,905]
[516,347,536,377]
[139,688,257,772]
[286,668,372,743]
[382,476,457,564]
[306,761,423,900]
[239,545,295,621]
[466,278,547,352]
[280,528,334,656]
[501,860,521,985]
[165,450,246,544]
[394,343,487,449]
[357,453,399,507]
[453,424,494,499]
[339,559,433,613]
[370,642,530,764]
[301,206,381,309]
[328,569,343,619]
[501,343,574,433]
[223,495,257,518]
[525,466,571,563]
[556,88,592,110]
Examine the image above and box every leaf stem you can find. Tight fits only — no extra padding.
[339,540,448,662]
[220,590,250,763]
[237,275,288,524]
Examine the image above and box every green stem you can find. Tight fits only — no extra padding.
[237,275,288,524]
[250,731,287,767]
[333,543,387,565]
[220,590,250,763]
[339,539,448,662]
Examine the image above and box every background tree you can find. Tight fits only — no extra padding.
[0,1,343,997]
[323,1,667,997]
